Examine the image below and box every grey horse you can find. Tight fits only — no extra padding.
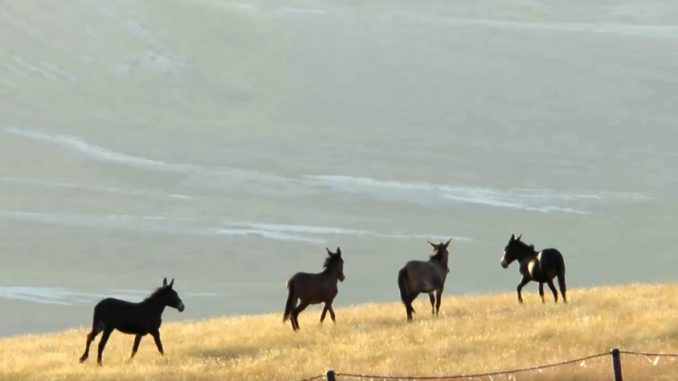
[397,239,451,321]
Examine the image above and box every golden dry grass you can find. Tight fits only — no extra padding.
[1,283,676,381]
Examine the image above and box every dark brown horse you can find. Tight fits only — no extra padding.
[501,234,567,303]
[283,247,345,331]
[79,278,185,365]
[398,239,451,321]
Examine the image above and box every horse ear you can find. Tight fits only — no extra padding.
[427,241,436,248]
[510,234,515,241]
[444,238,451,247]
[169,278,175,288]
[326,247,332,255]
[163,277,167,286]
[336,247,341,256]
[517,234,522,241]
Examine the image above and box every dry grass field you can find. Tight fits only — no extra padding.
[0,283,676,381]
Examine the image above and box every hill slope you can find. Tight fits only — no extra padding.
[0,283,676,380]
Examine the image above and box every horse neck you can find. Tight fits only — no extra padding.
[516,248,538,264]
[429,254,448,270]
[322,265,342,282]
[141,296,167,315]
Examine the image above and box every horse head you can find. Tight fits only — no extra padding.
[325,247,345,282]
[501,234,535,268]
[428,239,451,271]
[159,277,185,312]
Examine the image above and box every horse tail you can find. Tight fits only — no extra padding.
[556,254,567,302]
[283,280,296,322]
[398,268,408,304]
[398,268,414,314]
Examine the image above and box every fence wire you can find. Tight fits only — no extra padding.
[300,349,678,381]
[298,375,325,381]
[620,350,678,358]
[334,352,608,380]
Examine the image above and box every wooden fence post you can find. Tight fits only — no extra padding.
[611,348,623,381]
[326,369,336,381]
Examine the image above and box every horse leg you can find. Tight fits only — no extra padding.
[292,314,299,331]
[96,327,113,366]
[283,285,297,324]
[539,283,545,303]
[328,305,336,322]
[557,273,567,303]
[151,330,164,355]
[130,334,143,360]
[404,293,416,321]
[79,333,94,363]
[291,303,301,331]
[546,280,558,303]
[80,321,103,363]
[320,305,329,323]
[292,301,309,331]
[288,298,299,330]
[516,276,530,304]
[435,288,443,316]
[428,292,435,315]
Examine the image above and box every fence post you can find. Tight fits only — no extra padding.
[611,348,623,381]
[326,369,336,381]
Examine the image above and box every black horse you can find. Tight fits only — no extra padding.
[79,278,185,365]
[283,247,345,331]
[501,234,567,303]
[398,239,451,321]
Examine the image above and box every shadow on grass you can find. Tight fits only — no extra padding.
[187,337,319,361]
[349,313,457,329]
[188,346,261,361]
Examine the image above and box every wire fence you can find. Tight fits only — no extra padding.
[620,350,678,358]
[298,376,325,381]
[299,348,678,381]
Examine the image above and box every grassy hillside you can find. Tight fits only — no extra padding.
[0,283,676,380]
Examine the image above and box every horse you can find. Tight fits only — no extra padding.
[283,247,345,331]
[79,278,185,365]
[501,234,567,304]
[397,239,451,321]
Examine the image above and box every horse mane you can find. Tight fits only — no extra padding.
[511,239,538,257]
[514,239,536,252]
[323,254,341,269]
[429,247,448,263]
[144,286,170,302]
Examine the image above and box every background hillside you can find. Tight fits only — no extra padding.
[0,283,676,380]
[2,0,678,336]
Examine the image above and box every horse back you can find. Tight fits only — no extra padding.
[539,249,564,268]
[93,298,160,333]
[94,298,137,315]
[402,260,447,292]
[288,272,338,304]
[534,249,565,280]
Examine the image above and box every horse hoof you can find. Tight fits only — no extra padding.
[79,356,87,364]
